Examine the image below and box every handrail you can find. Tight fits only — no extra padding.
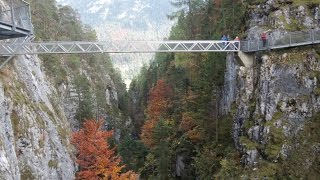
[241,29,320,52]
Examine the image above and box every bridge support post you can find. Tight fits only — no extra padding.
[10,0,16,31]
[236,51,254,68]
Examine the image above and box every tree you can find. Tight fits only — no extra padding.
[169,0,207,38]
[118,135,148,172]
[71,119,137,179]
[140,80,173,147]
[74,75,94,123]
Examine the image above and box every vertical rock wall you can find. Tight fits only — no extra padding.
[221,1,320,168]
[0,55,75,179]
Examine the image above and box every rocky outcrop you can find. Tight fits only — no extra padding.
[219,53,239,115]
[234,50,320,166]
[0,54,75,179]
[58,59,120,130]
[220,1,320,168]
[246,0,320,42]
[0,0,128,178]
[0,45,124,180]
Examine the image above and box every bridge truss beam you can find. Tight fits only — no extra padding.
[0,40,240,55]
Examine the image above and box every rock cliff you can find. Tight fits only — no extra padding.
[0,54,75,179]
[0,42,125,180]
[220,0,320,171]
[0,1,128,179]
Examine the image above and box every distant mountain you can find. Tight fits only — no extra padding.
[57,0,175,87]
[57,0,173,30]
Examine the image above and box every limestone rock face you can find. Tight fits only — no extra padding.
[0,48,123,179]
[0,53,125,179]
[246,1,320,44]
[58,59,120,131]
[221,50,320,167]
[0,2,124,178]
[0,55,75,179]
[219,53,239,115]
[220,2,320,167]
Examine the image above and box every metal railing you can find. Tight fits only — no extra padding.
[0,0,33,33]
[0,40,241,55]
[241,29,320,52]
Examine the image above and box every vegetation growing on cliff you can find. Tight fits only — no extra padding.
[28,0,128,126]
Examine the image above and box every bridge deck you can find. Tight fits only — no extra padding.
[0,21,31,39]
[241,29,320,52]
[0,0,33,40]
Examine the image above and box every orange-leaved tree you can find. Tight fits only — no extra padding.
[140,79,172,148]
[71,119,138,180]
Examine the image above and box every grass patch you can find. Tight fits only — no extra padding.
[309,71,320,80]
[265,111,283,126]
[273,111,283,120]
[292,0,320,6]
[57,125,72,153]
[285,18,304,31]
[50,97,65,121]
[39,103,57,124]
[265,144,282,159]
[35,115,46,130]
[48,159,58,169]
[10,110,29,137]
[20,165,35,180]
[265,127,285,160]
[253,161,280,178]
[239,136,258,150]
[243,119,255,130]
[314,88,320,96]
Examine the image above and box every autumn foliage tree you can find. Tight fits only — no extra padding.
[71,119,138,180]
[140,80,173,148]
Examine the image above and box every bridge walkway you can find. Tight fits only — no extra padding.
[0,40,241,55]
[0,0,33,40]
[241,29,320,52]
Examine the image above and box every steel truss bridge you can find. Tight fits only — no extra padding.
[1,0,320,53]
[2,28,320,56]
[1,29,320,56]
[0,40,240,55]
[0,0,320,55]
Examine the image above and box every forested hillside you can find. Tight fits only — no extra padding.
[28,0,129,129]
[127,0,320,179]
